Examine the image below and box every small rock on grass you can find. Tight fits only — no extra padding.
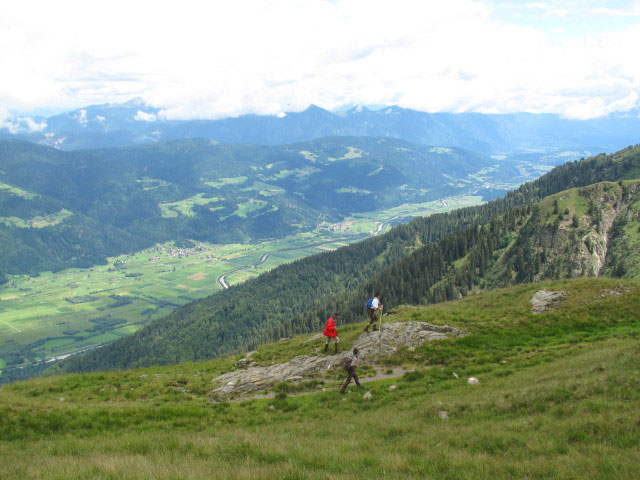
[58,397,65,402]
[438,410,449,420]
[363,391,373,400]
[268,404,276,410]
[467,377,480,385]
[388,385,397,391]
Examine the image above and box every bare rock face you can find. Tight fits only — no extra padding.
[531,290,567,314]
[209,321,465,399]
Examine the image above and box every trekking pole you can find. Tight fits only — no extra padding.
[378,307,383,355]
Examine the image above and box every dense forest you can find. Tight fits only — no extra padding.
[52,145,640,374]
[0,137,502,276]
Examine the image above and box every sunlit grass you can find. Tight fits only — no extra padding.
[1,278,639,478]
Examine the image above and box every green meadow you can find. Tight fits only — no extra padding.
[159,193,224,218]
[0,278,638,479]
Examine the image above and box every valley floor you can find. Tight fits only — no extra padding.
[0,278,638,479]
[0,196,482,376]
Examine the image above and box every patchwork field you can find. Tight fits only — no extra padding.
[0,208,74,228]
[159,193,224,218]
[0,194,484,376]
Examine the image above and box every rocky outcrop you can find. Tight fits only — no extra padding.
[235,351,257,368]
[209,321,465,399]
[302,333,324,344]
[599,285,631,299]
[531,289,567,314]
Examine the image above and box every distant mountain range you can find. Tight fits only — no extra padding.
[3,99,640,153]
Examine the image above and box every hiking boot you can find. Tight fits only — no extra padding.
[334,343,339,354]
[372,326,379,332]
[363,326,369,333]
[323,344,328,353]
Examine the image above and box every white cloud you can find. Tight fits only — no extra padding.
[0,0,639,120]
[21,116,47,132]
[520,0,640,18]
[134,110,157,122]
[0,108,12,130]
[74,109,88,124]
[96,115,105,122]
[542,3,640,18]
[0,107,47,133]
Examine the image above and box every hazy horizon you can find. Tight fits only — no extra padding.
[2,0,640,127]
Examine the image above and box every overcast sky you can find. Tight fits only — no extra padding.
[1,0,640,123]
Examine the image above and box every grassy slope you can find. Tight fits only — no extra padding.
[1,277,639,479]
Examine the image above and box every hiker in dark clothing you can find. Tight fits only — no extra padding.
[364,292,383,332]
[323,313,339,354]
[340,347,361,393]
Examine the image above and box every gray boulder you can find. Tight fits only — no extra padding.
[600,286,631,298]
[302,333,325,344]
[531,290,567,314]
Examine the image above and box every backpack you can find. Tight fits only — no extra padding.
[340,356,352,371]
[366,297,374,309]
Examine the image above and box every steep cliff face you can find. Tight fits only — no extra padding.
[488,180,640,286]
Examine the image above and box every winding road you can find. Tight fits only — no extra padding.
[216,252,273,289]
[372,215,400,236]
[215,213,404,290]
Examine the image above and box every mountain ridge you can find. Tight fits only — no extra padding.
[4,100,640,153]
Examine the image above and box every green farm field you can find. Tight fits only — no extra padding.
[0,194,484,372]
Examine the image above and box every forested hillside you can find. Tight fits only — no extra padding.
[52,145,640,374]
[0,136,501,276]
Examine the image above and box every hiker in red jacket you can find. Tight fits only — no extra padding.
[323,313,340,354]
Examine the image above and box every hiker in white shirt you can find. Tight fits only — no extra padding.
[364,292,383,333]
